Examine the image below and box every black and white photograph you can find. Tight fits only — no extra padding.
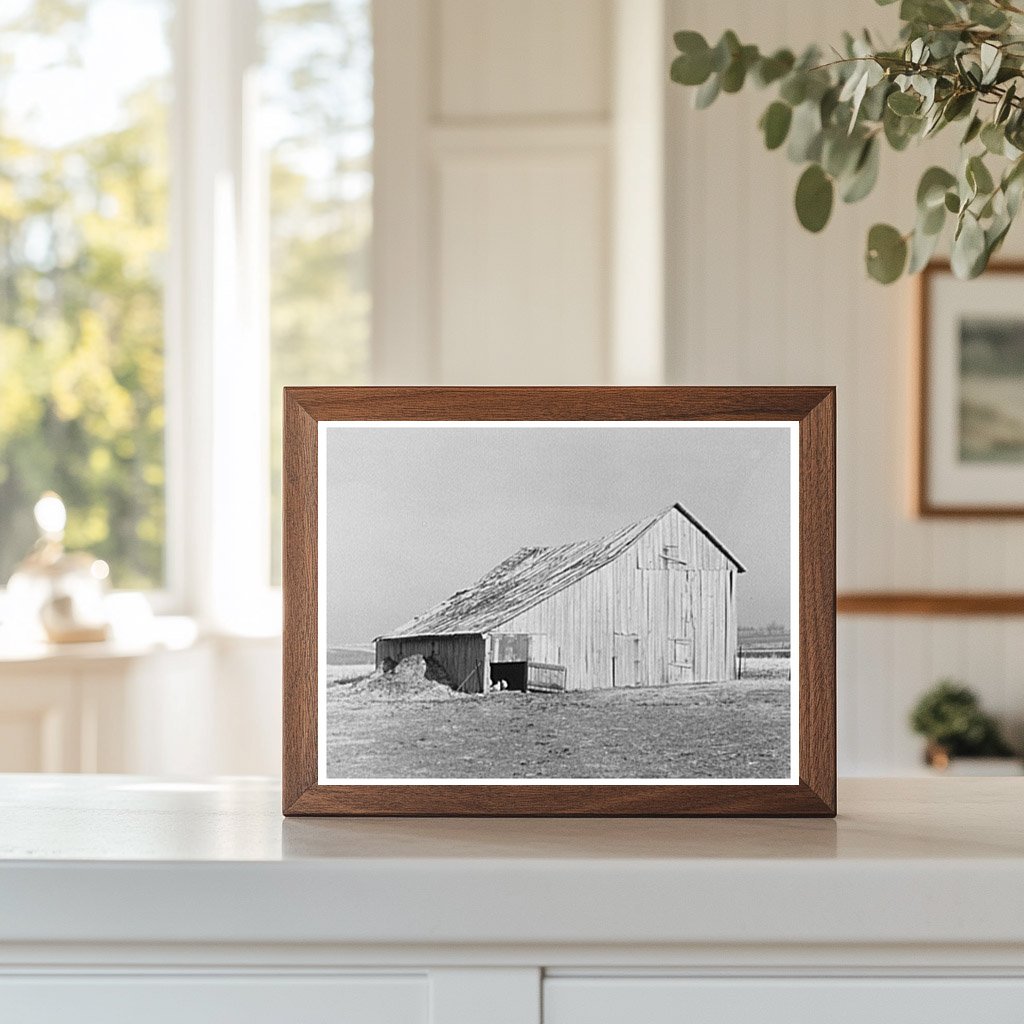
[318,422,798,785]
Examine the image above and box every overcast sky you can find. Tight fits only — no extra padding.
[323,425,792,646]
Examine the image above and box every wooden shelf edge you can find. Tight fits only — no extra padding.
[837,592,1024,616]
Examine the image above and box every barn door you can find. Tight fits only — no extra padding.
[669,630,695,684]
[612,633,639,687]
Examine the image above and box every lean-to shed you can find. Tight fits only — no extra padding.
[374,504,745,694]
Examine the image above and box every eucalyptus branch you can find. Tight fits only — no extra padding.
[670,0,1024,283]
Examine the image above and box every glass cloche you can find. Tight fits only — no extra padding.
[5,493,111,644]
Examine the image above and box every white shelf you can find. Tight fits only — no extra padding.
[1,776,1023,951]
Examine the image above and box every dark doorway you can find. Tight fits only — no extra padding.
[489,662,527,692]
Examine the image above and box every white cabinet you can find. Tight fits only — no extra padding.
[544,978,1024,1024]
[0,627,281,775]
[0,975,428,1024]
[1,777,1022,1023]
[0,639,212,773]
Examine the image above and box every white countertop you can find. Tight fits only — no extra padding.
[2,776,1022,951]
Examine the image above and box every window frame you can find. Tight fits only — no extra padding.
[162,0,278,632]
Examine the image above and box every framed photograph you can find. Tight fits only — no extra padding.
[918,261,1024,516]
[283,387,835,816]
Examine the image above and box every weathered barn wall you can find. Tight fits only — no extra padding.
[499,511,738,690]
[499,560,618,690]
[375,634,487,693]
[634,507,735,572]
[634,512,737,685]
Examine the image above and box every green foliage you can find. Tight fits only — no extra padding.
[263,0,372,582]
[0,4,168,587]
[759,101,792,149]
[670,0,1024,283]
[909,680,1015,756]
[795,164,834,231]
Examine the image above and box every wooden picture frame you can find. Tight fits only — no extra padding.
[917,260,1024,517]
[283,387,836,816]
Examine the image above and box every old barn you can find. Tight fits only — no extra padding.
[374,504,745,694]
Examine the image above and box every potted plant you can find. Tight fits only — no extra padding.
[670,0,1024,283]
[909,679,1019,772]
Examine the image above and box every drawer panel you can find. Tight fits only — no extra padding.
[0,974,427,1024]
[544,977,1024,1024]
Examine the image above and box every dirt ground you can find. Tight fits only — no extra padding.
[325,669,791,780]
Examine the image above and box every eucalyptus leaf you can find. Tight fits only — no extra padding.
[888,90,921,115]
[962,115,983,145]
[721,44,759,92]
[860,79,892,122]
[967,154,995,195]
[996,82,1017,124]
[951,211,987,278]
[795,164,834,232]
[980,42,1003,86]
[970,2,1009,29]
[866,223,908,283]
[913,75,937,111]
[981,121,1006,155]
[710,31,740,73]
[842,137,881,203]
[942,91,974,122]
[671,51,711,87]
[921,201,946,235]
[1004,158,1024,216]
[820,85,841,126]
[779,73,807,106]
[917,166,957,210]
[922,105,944,137]
[908,222,942,273]
[760,102,793,150]
[787,101,823,162]
[822,129,863,178]
[884,106,922,150]
[694,73,721,109]
[754,49,795,87]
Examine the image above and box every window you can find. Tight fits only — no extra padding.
[673,638,693,668]
[0,0,373,619]
[0,0,172,589]
[660,545,686,567]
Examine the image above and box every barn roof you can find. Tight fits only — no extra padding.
[379,504,745,639]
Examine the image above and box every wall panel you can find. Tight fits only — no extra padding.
[436,150,608,384]
[438,0,610,120]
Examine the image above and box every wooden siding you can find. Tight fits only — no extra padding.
[375,635,487,694]
[635,507,733,571]
[498,511,738,690]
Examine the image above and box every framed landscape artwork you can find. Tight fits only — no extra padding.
[918,262,1024,516]
[282,387,836,816]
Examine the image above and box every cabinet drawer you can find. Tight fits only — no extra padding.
[0,974,427,1024]
[544,977,1024,1024]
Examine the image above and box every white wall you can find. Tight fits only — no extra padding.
[665,0,1024,772]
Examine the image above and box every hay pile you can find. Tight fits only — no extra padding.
[337,654,462,702]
